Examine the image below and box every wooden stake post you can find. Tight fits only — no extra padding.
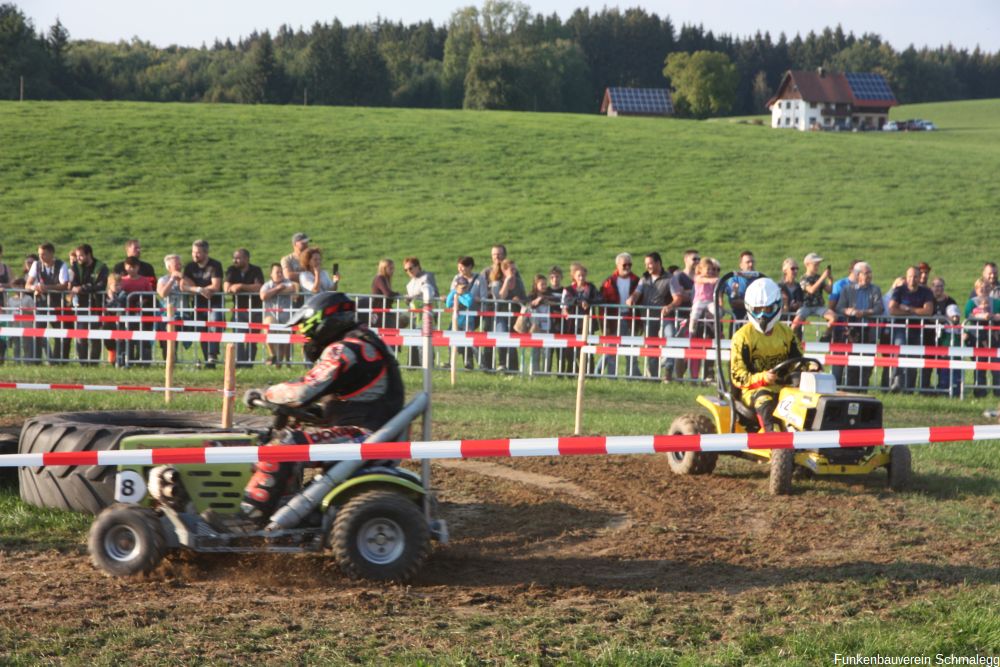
[573,313,591,435]
[450,299,459,385]
[164,304,175,404]
[221,344,236,428]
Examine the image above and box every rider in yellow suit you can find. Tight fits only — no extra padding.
[730,277,802,432]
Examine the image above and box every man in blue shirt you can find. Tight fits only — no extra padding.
[887,266,934,392]
[821,259,861,341]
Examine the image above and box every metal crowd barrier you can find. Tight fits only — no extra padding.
[3,286,999,400]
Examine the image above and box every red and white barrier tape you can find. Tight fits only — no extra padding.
[579,346,1000,371]
[0,382,219,394]
[0,326,304,345]
[6,322,1000,359]
[2,424,998,468]
[3,327,999,371]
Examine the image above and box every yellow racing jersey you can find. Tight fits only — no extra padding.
[730,321,802,395]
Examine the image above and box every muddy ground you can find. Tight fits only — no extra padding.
[1,430,999,662]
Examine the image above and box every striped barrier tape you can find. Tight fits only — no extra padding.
[3,326,1000,371]
[3,424,999,468]
[5,322,1000,359]
[0,382,220,393]
[0,313,282,331]
[580,346,1000,371]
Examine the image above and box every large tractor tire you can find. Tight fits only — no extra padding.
[665,414,719,475]
[18,411,270,515]
[332,490,431,582]
[887,446,912,491]
[769,448,795,495]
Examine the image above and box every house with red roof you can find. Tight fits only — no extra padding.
[767,68,898,131]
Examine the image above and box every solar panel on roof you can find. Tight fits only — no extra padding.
[845,72,896,101]
[608,87,674,115]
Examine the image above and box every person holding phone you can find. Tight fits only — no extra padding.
[299,248,338,294]
[791,252,831,339]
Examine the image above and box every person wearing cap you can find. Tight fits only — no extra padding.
[281,233,310,284]
[791,252,831,339]
[833,262,883,388]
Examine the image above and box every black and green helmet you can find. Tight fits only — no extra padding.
[289,292,358,353]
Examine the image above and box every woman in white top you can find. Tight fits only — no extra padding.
[299,247,339,294]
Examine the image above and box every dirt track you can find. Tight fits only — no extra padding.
[3,444,999,662]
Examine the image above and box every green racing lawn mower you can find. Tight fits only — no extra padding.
[87,392,447,582]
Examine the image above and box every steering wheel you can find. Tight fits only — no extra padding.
[770,357,824,385]
[245,391,325,430]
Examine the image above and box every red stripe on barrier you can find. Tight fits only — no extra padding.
[118,385,152,392]
[928,425,975,442]
[462,439,510,457]
[558,436,608,455]
[152,447,207,465]
[45,451,98,466]
[839,428,886,448]
[652,434,702,452]
[360,441,412,459]
[259,445,312,463]
[747,431,795,449]
[50,383,85,390]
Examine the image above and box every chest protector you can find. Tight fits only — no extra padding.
[320,328,405,431]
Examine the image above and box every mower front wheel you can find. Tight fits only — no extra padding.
[887,446,912,491]
[769,449,794,495]
[331,490,430,582]
[88,504,166,577]
[666,414,718,475]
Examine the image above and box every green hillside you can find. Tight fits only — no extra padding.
[1,99,997,289]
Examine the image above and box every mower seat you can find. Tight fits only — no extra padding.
[730,386,761,433]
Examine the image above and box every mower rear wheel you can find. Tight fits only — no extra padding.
[666,414,718,475]
[89,504,166,577]
[769,449,794,495]
[887,446,912,491]
[332,490,430,582]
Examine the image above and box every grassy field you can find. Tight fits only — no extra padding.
[1,99,998,287]
[1,99,999,663]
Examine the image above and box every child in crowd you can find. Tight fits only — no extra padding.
[687,257,720,381]
[524,273,554,372]
[964,278,1000,398]
[260,263,298,367]
[937,303,964,397]
[446,275,476,369]
[6,278,35,363]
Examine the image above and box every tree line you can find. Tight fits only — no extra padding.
[2,0,998,116]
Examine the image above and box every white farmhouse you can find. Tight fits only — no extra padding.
[767,68,898,131]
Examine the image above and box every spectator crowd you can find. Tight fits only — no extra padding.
[1,236,999,399]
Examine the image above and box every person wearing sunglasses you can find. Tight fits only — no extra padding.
[730,277,803,432]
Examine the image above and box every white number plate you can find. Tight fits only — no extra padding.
[114,470,147,504]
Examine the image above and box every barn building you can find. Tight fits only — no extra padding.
[767,69,898,131]
[601,87,674,117]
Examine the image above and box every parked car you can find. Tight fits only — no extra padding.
[920,120,937,131]
[883,121,899,131]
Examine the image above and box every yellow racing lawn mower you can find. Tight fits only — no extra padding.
[667,272,911,495]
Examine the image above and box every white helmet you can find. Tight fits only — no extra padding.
[745,277,783,334]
